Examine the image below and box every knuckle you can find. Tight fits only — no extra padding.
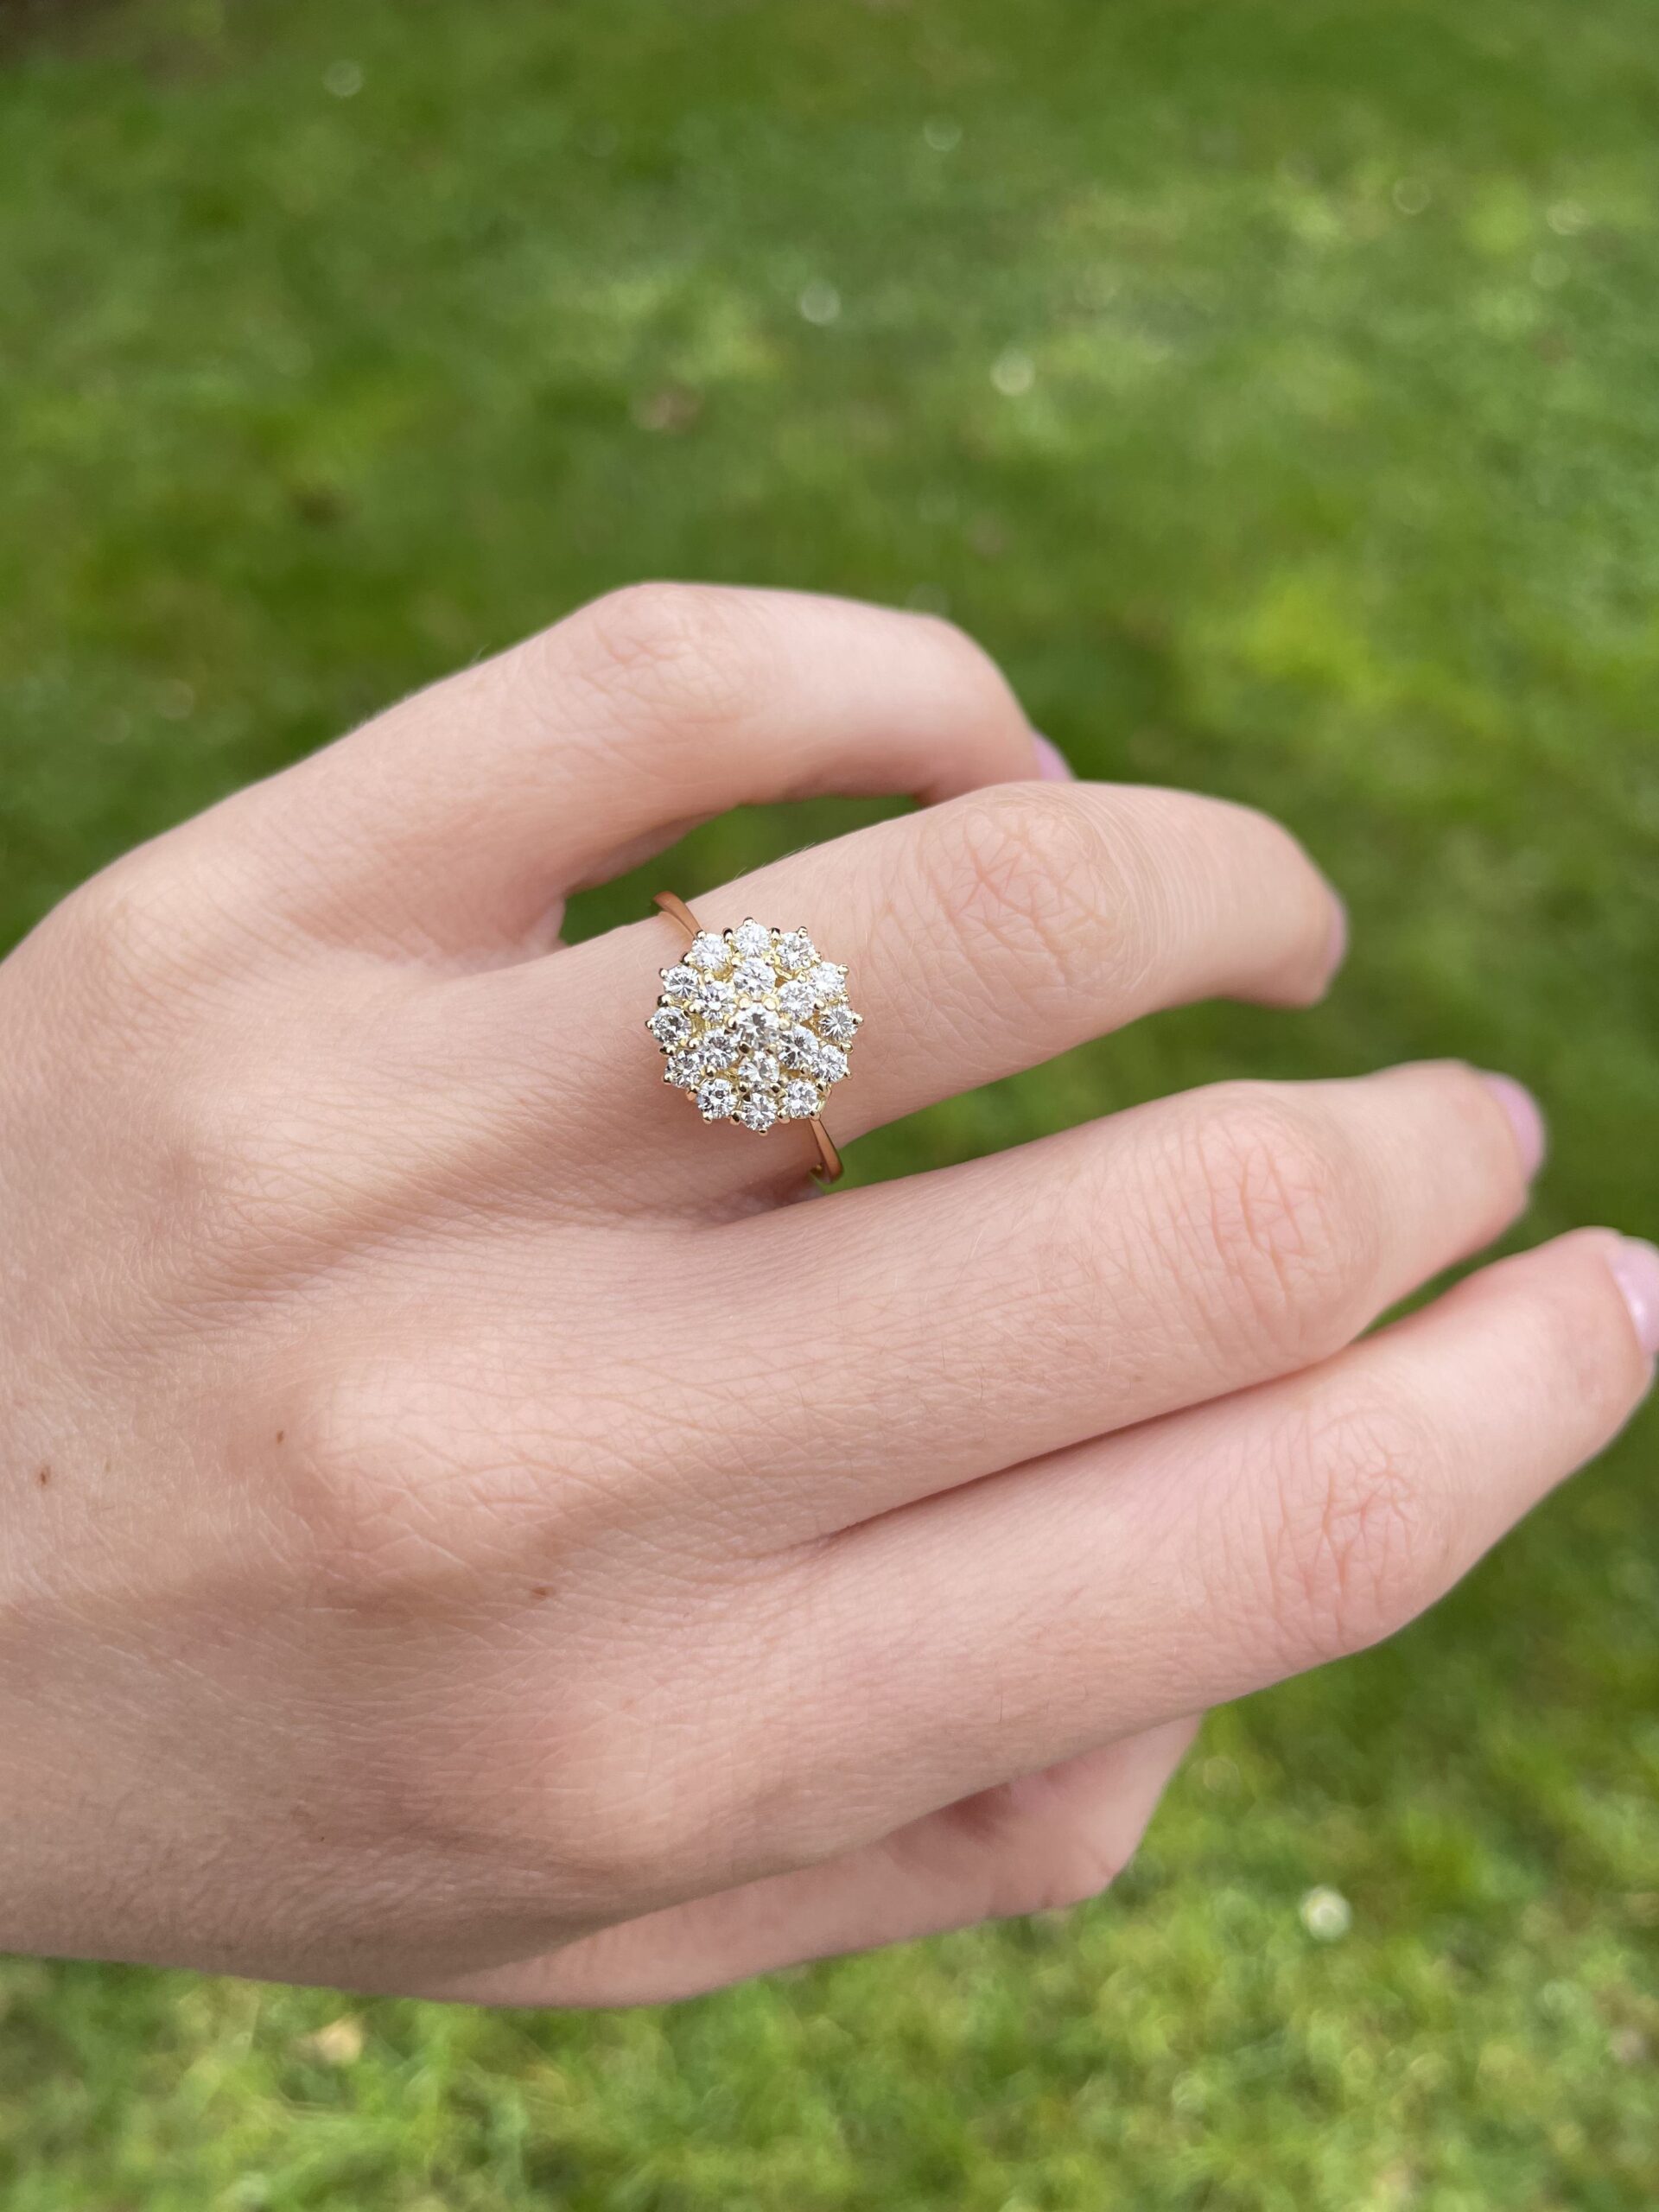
[920,785,1128,1001]
[906,608,1015,704]
[1258,1390,1454,1663]
[1173,1087,1371,1365]
[155,1075,278,1233]
[147,1071,385,1257]
[274,1357,481,1608]
[273,1349,684,1615]
[49,849,219,1020]
[414,1671,764,1910]
[560,582,760,734]
[263,1371,821,1911]
[556,1753,741,1901]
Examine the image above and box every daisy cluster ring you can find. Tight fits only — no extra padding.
[647,917,861,1133]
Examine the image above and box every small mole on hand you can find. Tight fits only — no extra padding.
[275,1430,286,1445]
[36,1465,51,1488]
[530,1586,550,1601]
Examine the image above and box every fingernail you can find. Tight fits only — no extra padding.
[1607,1236,1659,1360]
[1479,1072,1548,1179]
[1031,734,1074,781]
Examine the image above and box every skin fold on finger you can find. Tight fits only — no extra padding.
[719,1230,1653,1866]
[621,1060,1541,1543]
[437,775,1346,1212]
[207,585,1048,958]
[410,1719,1200,2008]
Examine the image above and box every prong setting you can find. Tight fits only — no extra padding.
[648,918,859,1135]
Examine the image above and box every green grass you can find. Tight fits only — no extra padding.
[3,0,1658,2202]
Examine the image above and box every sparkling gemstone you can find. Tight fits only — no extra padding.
[687,931,731,974]
[737,1050,780,1092]
[779,1023,819,1071]
[653,918,857,1135]
[732,957,775,997]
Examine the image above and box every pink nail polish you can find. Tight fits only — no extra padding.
[1479,1072,1548,1179]
[1031,734,1074,781]
[1608,1236,1659,1360]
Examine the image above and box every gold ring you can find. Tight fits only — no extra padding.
[647,892,854,1183]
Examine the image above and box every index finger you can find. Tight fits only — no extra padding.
[218,584,1047,957]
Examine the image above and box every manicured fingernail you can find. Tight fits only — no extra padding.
[1031,734,1074,781]
[1479,1072,1548,1179]
[1607,1236,1659,1360]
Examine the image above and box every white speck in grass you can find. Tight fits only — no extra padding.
[1531,250,1570,289]
[1548,199,1590,236]
[1300,1885,1352,1941]
[906,582,950,615]
[990,346,1035,397]
[157,679,195,721]
[923,117,963,153]
[301,2013,365,2065]
[798,280,842,326]
[322,60,364,99]
[1391,175,1431,215]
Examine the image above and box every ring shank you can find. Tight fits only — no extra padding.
[653,891,843,1183]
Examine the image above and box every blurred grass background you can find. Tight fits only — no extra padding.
[3,0,1657,2203]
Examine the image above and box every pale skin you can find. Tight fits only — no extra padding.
[1,584,1655,2008]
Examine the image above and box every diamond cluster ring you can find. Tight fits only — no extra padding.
[646,891,858,1182]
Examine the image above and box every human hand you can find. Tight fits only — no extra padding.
[2,585,1652,2005]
